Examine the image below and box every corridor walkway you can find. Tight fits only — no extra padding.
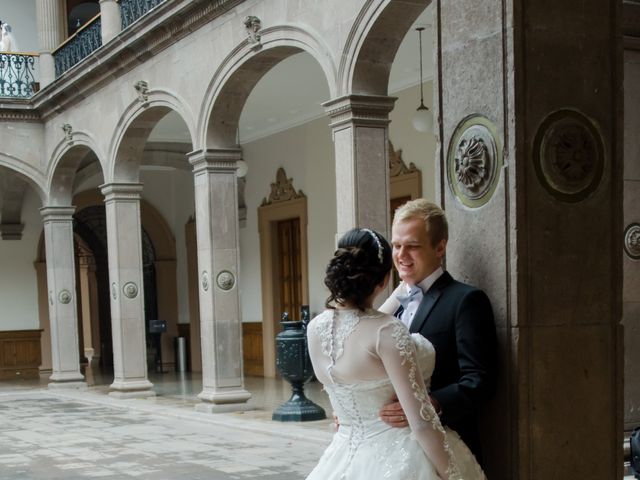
[0,373,333,479]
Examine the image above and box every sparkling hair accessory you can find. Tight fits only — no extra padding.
[362,228,384,264]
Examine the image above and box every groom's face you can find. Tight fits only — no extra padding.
[391,217,446,286]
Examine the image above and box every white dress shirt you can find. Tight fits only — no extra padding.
[398,267,444,328]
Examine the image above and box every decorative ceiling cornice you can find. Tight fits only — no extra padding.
[30,0,246,120]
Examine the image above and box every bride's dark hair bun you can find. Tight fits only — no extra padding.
[325,228,392,310]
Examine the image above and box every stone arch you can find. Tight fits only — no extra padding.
[46,132,105,206]
[0,154,47,203]
[199,24,337,149]
[108,89,196,183]
[339,0,430,96]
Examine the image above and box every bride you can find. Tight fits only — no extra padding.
[0,22,18,52]
[306,228,485,480]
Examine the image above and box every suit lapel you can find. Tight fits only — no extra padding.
[409,271,452,333]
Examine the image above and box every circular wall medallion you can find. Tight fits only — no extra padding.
[111,282,118,300]
[122,282,138,299]
[58,290,72,304]
[533,109,604,202]
[447,115,502,208]
[216,270,235,291]
[201,271,209,291]
[624,223,640,260]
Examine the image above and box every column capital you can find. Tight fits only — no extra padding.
[100,183,144,201]
[40,206,76,221]
[322,94,397,129]
[188,148,243,174]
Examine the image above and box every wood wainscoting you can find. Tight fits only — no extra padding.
[242,323,264,377]
[0,330,42,380]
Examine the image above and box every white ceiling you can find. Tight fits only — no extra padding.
[148,5,434,145]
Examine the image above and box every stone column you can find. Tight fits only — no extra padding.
[186,218,202,373]
[34,260,52,372]
[40,207,86,388]
[99,0,122,44]
[36,0,65,88]
[188,149,251,411]
[101,183,154,398]
[623,44,640,431]
[323,95,396,240]
[435,1,622,479]
[78,257,95,364]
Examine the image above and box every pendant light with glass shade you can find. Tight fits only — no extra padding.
[412,27,433,133]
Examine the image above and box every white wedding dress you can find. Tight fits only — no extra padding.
[306,309,486,480]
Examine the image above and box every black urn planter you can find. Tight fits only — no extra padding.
[272,317,326,422]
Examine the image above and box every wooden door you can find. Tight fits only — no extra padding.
[276,217,303,321]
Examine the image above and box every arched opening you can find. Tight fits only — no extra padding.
[0,164,46,379]
[201,37,334,379]
[107,98,193,384]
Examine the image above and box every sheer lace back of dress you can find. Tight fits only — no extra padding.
[307,309,468,480]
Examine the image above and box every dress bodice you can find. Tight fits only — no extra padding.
[307,309,463,479]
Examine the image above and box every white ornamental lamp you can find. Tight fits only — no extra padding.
[412,27,433,133]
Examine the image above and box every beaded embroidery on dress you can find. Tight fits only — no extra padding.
[306,309,486,480]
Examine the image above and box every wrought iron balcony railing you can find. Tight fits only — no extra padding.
[120,0,167,30]
[53,15,102,78]
[0,53,38,98]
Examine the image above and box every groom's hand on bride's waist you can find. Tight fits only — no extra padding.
[379,395,409,428]
[379,394,442,428]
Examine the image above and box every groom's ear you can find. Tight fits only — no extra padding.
[435,239,447,258]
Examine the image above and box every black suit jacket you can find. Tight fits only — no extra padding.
[397,271,497,462]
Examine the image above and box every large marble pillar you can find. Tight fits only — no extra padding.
[99,0,122,44]
[101,183,154,398]
[40,206,85,388]
[36,0,64,88]
[188,149,251,411]
[623,43,640,431]
[323,95,396,240]
[435,1,622,479]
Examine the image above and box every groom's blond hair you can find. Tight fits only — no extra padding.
[393,199,448,247]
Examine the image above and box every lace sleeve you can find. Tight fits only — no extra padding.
[377,320,461,480]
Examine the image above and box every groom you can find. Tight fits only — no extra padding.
[378,199,497,462]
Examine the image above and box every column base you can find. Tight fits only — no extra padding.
[109,379,155,398]
[196,388,251,411]
[48,381,88,390]
[109,389,156,399]
[49,371,85,383]
[195,402,254,414]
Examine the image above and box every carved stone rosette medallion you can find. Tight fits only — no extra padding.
[533,109,604,202]
[201,271,209,291]
[447,115,502,208]
[58,290,72,304]
[122,282,138,299]
[624,223,640,260]
[216,270,235,291]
